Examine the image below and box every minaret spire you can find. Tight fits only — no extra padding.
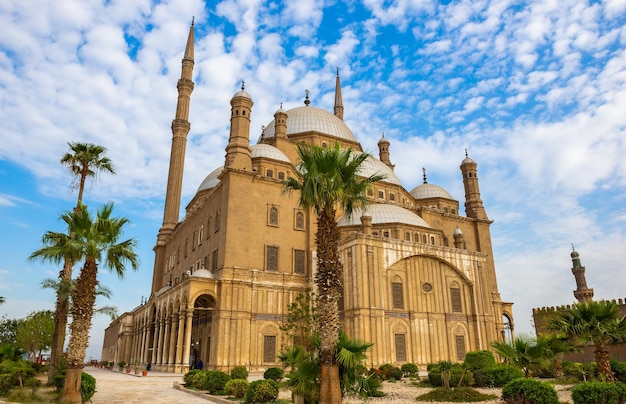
[334,68,344,120]
[571,247,594,302]
[460,150,487,219]
[153,20,195,292]
[378,132,394,170]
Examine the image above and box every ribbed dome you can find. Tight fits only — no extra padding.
[190,268,215,279]
[461,156,475,165]
[337,204,430,228]
[251,144,290,162]
[410,183,454,200]
[197,166,224,192]
[359,156,402,186]
[232,89,252,100]
[259,106,356,142]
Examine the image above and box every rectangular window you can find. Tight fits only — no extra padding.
[263,335,276,363]
[395,334,407,362]
[378,190,384,199]
[192,232,196,250]
[214,210,221,232]
[294,249,305,274]
[392,282,404,309]
[455,335,466,361]
[203,255,208,270]
[211,249,218,271]
[184,239,189,258]
[266,246,279,271]
[451,288,462,312]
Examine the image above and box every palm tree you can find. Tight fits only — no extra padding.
[41,142,115,384]
[491,336,550,378]
[60,142,115,207]
[40,278,119,321]
[284,143,383,403]
[547,300,626,382]
[32,203,137,403]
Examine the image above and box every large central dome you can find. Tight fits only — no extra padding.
[259,106,357,142]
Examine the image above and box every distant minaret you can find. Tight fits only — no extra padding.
[571,247,594,302]
[153,20,195,292]
[460,150,487,219]
[334,68,344,120]
[378,133,394,170]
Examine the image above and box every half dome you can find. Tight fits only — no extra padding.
[410,183,454,200]
[259,106,356,142]
[251,143,290,162]
[337,204,430,228]
[197,166,224,192]
[359,156,402,186]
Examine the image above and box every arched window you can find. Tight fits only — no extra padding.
[206,217,211,239]
[214,210,221,232]
[269,206,278,226]
[405,232,411,241]
[278,172,285,180]
[430,236,435,245]
[295,211,305,230]
[267,169,273,178]
[422,235,427,243]
[450,283,462,313]
[395,334,407,362]
[198,225,204,245]
[391,281,404,309]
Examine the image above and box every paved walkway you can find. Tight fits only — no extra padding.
[83,366,222,404]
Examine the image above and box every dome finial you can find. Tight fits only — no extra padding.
[304,89,310,106]
[422,167,428,184]
[241,80,245,91]
[465,148,469,158]
[336,66,339,76]
[191,16,195,26]
[382,131,385,138]
[280,102,283,109]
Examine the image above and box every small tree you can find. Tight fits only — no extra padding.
[15,310,54,362]
[491,336,550,378]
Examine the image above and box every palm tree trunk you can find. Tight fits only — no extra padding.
[48,259,72,385]
[315,209,342,403]
[61,259,98,404]
[594,344,615,382]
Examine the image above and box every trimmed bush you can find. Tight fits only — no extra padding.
[473,365,524,387]
[463,350,496,372]
[0,373,15,395]
[230,366,248,380]
[401,363,419,377]
[384,366,403,380]
[263,367,284,381]
[202,370,230,394]
[611,360,626,383]
[224,378,249,398]
[81,371,97,403]
[245,379,279,403]
[183,369,203,387]
[501,378,558,404]
[427,363,474,387]
[571,381,625,404]
[417,387,498,402]
[563,361,585,381]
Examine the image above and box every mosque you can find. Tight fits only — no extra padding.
[101,22,514,373]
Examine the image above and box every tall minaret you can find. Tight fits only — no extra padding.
[334,68,344,120]
[460,150,487,219]
[378,133,394,170]
[153,20,195,292]
[571,247,594,302]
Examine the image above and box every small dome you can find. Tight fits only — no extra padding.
[453,227,463,235]
[197,166,224,192]
[233,89,252,100]
[410,183,454,200]
[571,250,580,259]
[461,156,475,165]
[190,268,214,279]
[358,156,402,186]
[251,144,290,163]
[259,106,356,142]
[337,204,430,228]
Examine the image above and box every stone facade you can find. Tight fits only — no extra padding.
[101,23,514,373]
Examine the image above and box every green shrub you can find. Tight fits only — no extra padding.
[417,386,498,402]
[52,373,65,392]
[501,378,558,404]
[427,363,473,387]
[473,365,523,387]
[202,370,230,394]
[230,366,248,380]
[382,365,403,380]
[81,371,97,403]
[224,378,249,398]
[0,373,15,395]
[183,369,203,387]
[245,379,279,403]
[400,363,419,377]
[571,381,625,404]
[25,377,41,394]
[192,371,206,389]
[463,350,496,372]
[583,362,598,380]
[563,361,585,381]
[611,360,626,383]
[263,367,284,381]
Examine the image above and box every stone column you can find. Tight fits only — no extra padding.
[161,315,171,366]
[183,310,194,371]
[156,318,165,365]
[151,319,160,365]
[167,314,178,369]
[175,310,186,372]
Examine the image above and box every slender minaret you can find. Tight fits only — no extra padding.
[274,103,288,139]
[153,20,195,292]
[571,247,594,302]
[378,133,394,170]
[334,68,344,120]
[460,150,487,219]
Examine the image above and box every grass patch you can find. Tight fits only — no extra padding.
[416,387,498,402]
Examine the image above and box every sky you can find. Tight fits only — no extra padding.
[1,0,625,362]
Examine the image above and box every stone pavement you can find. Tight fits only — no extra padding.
[83,366,223,404]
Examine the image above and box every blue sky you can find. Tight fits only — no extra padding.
[1,0,625,361]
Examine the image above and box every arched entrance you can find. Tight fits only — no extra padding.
[190,294,215,369]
